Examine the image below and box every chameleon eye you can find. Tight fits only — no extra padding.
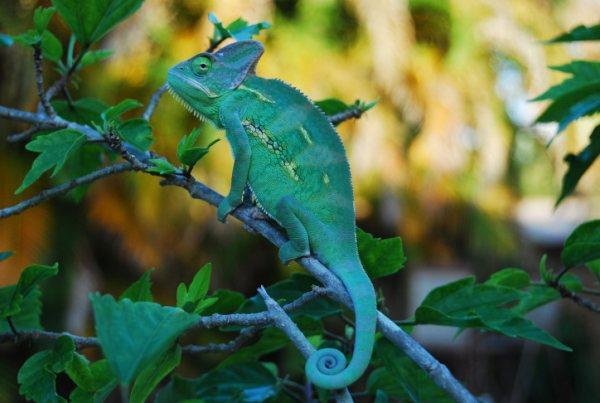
[192,56,211,75]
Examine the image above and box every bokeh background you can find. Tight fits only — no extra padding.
[1,0,599,401]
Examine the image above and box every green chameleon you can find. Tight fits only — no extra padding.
[167,40,376,390]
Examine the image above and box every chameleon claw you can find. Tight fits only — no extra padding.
[217,198,239,222]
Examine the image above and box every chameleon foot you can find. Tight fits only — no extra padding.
[279,241,310,264]
[217,198,239,222]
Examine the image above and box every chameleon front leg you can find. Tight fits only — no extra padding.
[217,114,252,222]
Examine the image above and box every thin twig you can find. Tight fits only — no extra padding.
[7,125,46,143]
[102,130,148,170]
[32,43,56,118]
[182,326,260,354]
[143,84,168,120]
[258,286,353,403]
[7,317,19,336]
[550,282,600,314]
[45,47,88,101]
[554,267,571,283]
[0,162,133,219]
[581,287,600,297]
[329,106,365,126]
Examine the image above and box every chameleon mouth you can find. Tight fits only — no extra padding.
[167,85,206,122]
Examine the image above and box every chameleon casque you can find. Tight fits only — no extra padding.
[167,40,376,390]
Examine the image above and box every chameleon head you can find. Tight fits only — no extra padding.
[167,40,264,121]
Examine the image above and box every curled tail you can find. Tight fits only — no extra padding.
[305,259,377,389]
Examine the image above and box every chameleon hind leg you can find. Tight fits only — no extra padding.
[275,195,312,264]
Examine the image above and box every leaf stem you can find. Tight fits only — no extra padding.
[7,317,19,336]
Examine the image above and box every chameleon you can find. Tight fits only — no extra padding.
[167,40,376,390]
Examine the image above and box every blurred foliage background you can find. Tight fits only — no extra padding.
[1,0,599,402]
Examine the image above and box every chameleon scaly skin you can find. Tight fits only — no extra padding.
[167,40,376,390]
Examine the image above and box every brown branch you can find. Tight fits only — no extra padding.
[0,162,133,219]
[45,47,88,101]
[143,84,168,120]
[32,43,56,119]
[550,282,600,314]
[329,106,365,126]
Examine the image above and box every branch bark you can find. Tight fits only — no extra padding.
[0,163,133,219]
[0,92,476,401]
[32,43,56,119]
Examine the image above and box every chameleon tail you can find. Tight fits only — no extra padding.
[305,259,377,389]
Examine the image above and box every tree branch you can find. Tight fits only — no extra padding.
[45,47,88,101]
[0,82,473,400]
[7,125,49,143]
[0,162,133,219]
[143,84,168,120]
[329,106,368,126]
[161,175,478,402]
[258,286,353,403]
[32,44,56,119]
[550,282,600,314]
[0,105,64,127]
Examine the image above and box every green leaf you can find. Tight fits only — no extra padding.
[0,251,14,262]
[561,220,600,268]
[315,98,377,118]
[147,158,178,175]
[175,264,215,314]
[534,61,600,133]
[118,118,153,151]
[413,277,570,350]
[476,307,571,351]
[539,254,553,284]
[236,273,341,320]
[130,345,181,403]
[547,24,600,43]
[375,389,390,403]
[188,263,211,303]
[559,273,583,292]
[68,359,117,403]
[79,49,114,69]
[357,228,406,279]
[18,336,75,403]
[51,0,145,46]
[587,259,600,283]
[34,7,56,33]
[0,286,42,332]
[556,125,600,205]
[90,293,197,384]
[177,128,219,168]
[155,362,280,403]
[201,289,245,315]
[120,269,154,302]
[14,30,41,46]
[61,144,103,201]
[101,99,142,122]
[65,353,96,392]
[0,263,58,319]
[16,129,87,194]
[52,98,108,126]
[485,268,531,289]
[207,13,271,48]
[315,98,352,115]
[41,30,63,62]
[0,33,13,47]
[18,350,66,403]
[513,285,560,315]
[219,328,289,368]
[370,339,452,402]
